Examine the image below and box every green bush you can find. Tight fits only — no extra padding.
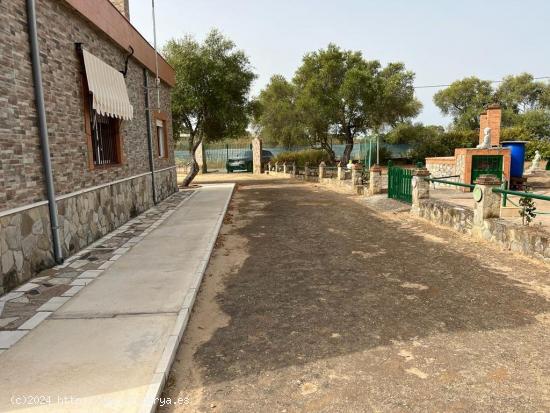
[525,139,550,160]
[271,149,334,167]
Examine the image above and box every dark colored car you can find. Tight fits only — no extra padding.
[226,150,274,172]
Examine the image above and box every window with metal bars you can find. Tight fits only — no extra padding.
[91,112,121,166]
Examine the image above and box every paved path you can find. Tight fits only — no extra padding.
[0,183,234,413]
[161,176,550,413]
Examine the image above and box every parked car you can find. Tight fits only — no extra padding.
[226,150,274,172]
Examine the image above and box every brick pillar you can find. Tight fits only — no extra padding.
[472,174,501,237]
[319,161,326,179]
[486,104,501,146]
[411,166,431,213]
[337,163,345,180]
[252,137,263,174]
[351,163,363,186]
[369,164,383,195]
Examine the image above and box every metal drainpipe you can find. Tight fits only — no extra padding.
[26,0,63,264]
[144,68,157,204]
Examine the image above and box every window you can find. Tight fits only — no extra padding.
[154,113,168,159]
[156,119,167,158]
[79,48,132,169]
[91,112,121,166]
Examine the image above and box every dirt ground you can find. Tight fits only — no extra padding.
[160,173,550,413]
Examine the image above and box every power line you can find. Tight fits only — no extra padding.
[414,76,550,89]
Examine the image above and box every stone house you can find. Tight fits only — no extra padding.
[0,0,178,293]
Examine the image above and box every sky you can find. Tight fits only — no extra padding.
[129,0,550,127]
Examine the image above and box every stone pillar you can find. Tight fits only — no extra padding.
[472,174,502,236]
[196,141,206,174]
[319,162,326,179]
[283,162,288,174]
[411,166,431,213]
[252,137,263,174]
[266,162,271,174]
[304,163,309,180]
[337,163,345,180]
[351,163,363,186]
[292,163,296,176]
[369,164,384,195]
[275,162,279,173]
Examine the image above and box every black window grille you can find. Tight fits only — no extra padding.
[91,112,120,166]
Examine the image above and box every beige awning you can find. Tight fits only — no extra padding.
[82,49,133,120]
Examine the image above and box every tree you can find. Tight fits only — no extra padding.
[164,30,256,186]
[495,73,545,114]
[253,75,306,148]
[293,44,420,165]
[433,77,493,130]
[384,122,477,163]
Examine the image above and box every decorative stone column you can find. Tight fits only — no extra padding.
[472,174,502,237]
[369,164,383,195]
[337,163,345,180]
[319,162,326,179]
[351,163,363,186]
[411,166,431,214]
[252,137,263,174]
[283,162,288,174]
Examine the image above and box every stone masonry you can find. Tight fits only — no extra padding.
[0,0,178,291]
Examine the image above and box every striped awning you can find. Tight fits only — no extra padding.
[82,49,133,120]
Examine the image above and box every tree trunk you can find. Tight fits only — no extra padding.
[181,135,201,187]
[320,141,336,164]
[341,138,354,165]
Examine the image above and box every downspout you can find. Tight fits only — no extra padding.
[26,0,63,264]
[144,69,158,204]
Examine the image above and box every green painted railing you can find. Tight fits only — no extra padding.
[492,188,550,202]
[424,177,475,189]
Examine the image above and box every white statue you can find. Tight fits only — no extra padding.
[476,127,492,149]
[527,150,542,173]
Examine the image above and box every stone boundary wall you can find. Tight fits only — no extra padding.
[0,169,176,293]
[425,157,457,188]
[414,199,473,235]
[268,169,364,194]
[413,197,550,263]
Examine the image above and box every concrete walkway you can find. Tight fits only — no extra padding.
[0,183,234,413]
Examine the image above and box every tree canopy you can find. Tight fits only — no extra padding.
[254,44,420,164]
[164,30,256,185]
[433,73,550,140]
[252,75,306,148]
[433,77,493,130]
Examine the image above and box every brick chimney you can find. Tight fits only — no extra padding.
[110,0,130,19]
[479,104,501,146]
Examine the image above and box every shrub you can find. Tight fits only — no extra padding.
[525,139,550,160]
[271,148,334,167]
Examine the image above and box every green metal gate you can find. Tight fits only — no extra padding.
[471,155,503,184]
[388,162,413,203]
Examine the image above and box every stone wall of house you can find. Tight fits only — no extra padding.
[0,0,176,211]
[0,169,176,294]
[0,0,178,292]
